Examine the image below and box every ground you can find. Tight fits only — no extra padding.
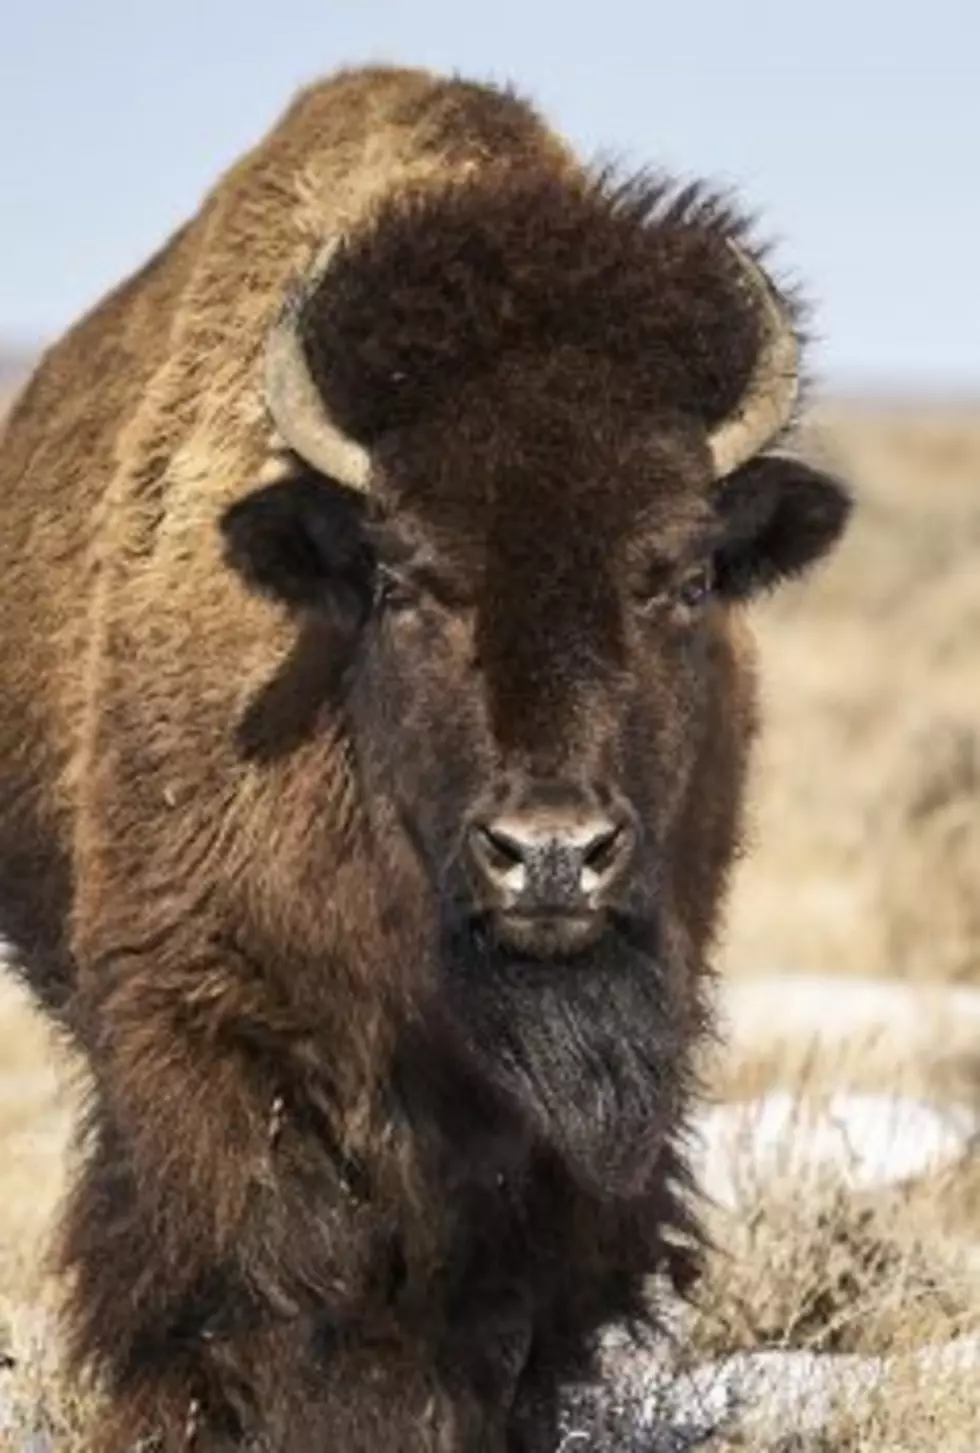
[1,398,979,1448]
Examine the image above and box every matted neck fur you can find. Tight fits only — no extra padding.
[0,65,850,1451]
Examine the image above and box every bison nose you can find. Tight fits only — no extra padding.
[468,806,635,912]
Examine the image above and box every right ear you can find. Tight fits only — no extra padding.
[712,454,852,601]
[220,475,371,620]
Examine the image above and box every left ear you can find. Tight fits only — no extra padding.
[712,454,852,601]
[220,474,371,622]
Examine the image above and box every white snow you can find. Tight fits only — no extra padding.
[718,971,980,1064]
[581,1331,980,1447]
[688,1089,976,1209]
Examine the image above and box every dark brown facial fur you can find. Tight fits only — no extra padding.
[0,65,850,1452]
[224,345,848,1200]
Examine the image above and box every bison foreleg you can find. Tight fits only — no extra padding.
[57,975,517,1450]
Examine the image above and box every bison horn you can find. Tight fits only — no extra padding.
[707,243,800,481]
[264,245,373,492]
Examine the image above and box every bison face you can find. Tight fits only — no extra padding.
[224,377,849,963]
[346,417,732,967]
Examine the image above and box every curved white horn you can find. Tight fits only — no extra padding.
[707,243,800,481]
[264,245,372,492]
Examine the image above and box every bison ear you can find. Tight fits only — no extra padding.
[220,476,370,615]
[712,454,852,601]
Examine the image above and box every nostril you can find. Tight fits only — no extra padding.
[469,822,530,894]
[580,819,632,892]
[475,823,526,871]
[582,823,622,873]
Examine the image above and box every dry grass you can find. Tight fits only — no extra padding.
[678,1152,980,1449]
[722,399,980,987]
[2,398,980,1446]
[700,404,980,1442]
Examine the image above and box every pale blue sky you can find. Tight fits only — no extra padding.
[2,0,977,389]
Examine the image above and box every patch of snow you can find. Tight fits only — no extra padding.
[566,1330,980,1448]
[0,1303,58,1446]
[718,972,980,1063]
[688,1090,976,1208]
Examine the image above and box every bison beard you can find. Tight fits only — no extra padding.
[436,923,694,1199]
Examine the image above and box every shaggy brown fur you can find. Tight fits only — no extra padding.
[0,66,850,1450]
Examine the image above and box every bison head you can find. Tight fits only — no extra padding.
[222,173,850,1192]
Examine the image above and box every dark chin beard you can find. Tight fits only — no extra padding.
[441,920,693,1199]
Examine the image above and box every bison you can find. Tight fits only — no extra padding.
[0,65,850,1450]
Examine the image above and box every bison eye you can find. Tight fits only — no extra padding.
[636,561,714,619]
[674,562,714,611]
[374,564,420,614]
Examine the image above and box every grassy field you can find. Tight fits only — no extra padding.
[702,399,980,1448]
[723,400,980,989]
[1,397,979,1446]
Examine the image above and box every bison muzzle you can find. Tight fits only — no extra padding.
[0,65,850,1451]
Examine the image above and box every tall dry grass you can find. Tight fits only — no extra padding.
[723,400,980,987]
